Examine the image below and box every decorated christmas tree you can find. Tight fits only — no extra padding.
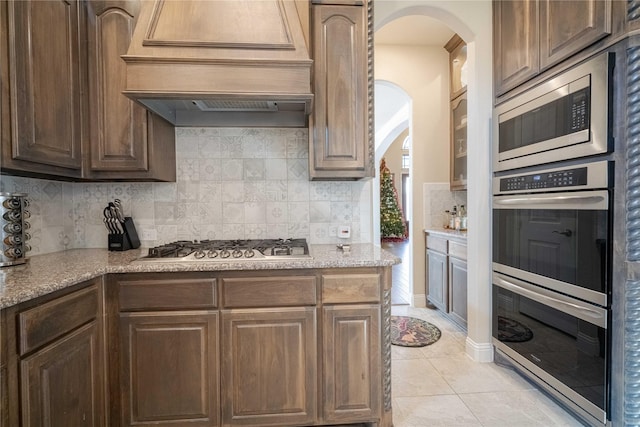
[380,158,407,240]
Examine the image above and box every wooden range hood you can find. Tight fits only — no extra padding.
[123,0,313,127]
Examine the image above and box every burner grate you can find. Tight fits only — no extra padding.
[141,238,310,261]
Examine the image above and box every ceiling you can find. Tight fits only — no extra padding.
[375,15,455,47]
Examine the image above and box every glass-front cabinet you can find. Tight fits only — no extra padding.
[445,34,467,190]
[451,94,467,189]
[448,36,467,99]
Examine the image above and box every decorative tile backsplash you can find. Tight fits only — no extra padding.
[0,128,372,256]
[422,182,467,229]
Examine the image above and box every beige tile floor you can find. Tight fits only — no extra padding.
[391,305,587,427]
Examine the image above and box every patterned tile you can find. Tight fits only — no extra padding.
[244,202,266,224]
[263,180,288,202]
[244,159,266,180]
[220,159,244,181]
[244,181,266,202]
[4,127,373,255]
[309,201,331,223]
[288,181,310,202]
[199,158,222,181]
[223,203,245,223]
[310,182,332,201]
[287,159,309,180]
[265,159,288,180]
[222,182,244,203]
[266,202,288,224]
[198,182,222,203]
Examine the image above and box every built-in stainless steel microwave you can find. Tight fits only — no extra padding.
[493,52,613,172]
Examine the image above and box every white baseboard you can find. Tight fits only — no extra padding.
[411,293,426,308]
[465,337,494,362]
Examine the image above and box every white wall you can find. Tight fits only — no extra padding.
[375,0,494,362]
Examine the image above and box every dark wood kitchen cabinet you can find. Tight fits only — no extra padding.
[220,274,317,426]
[4,278,106,427]
[221,308,317,426]
[494,0,618,97]
[115,275,219,427]
[321,273,381,424]
[493,0,539,97]
[0,311,6,427]
[444,35,467,190]
[109,268,391,427]
[0,0,85,179]
[85,0,176,181]
[0,0,175,181]
[120,312,219,427]
[309,0,374,180]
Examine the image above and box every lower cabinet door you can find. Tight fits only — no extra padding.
[427,249,448,311]
[449,257,468,328]
[221,307,317,426]
[323,305,381,424]
[21,321,104,427]
[119,311,219,427]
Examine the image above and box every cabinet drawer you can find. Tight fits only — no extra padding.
[449,241,467,260]
[426,235,447,253]
[222,276,316,308]
[19,284,99,356]
[322,274,380,303]
[119,278,217,311]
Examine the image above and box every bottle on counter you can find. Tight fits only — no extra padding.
[444,210,451,228]
[449,206,457,229]
[459,205,467,231]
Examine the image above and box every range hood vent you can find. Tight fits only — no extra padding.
[123,0,313,127]
[193,100,279,112]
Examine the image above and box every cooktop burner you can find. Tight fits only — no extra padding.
[138,238,310,262]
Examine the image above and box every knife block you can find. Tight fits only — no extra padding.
[108,217,140,251]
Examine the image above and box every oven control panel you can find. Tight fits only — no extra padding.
[500,166,588,191]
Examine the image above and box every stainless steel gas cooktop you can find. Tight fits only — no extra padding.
[137,238,311,262]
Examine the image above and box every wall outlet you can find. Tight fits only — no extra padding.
[140,228,157,241]
[338,225,351,239]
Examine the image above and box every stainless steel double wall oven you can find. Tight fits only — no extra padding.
[492,52,614,426]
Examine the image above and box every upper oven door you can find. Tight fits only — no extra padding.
[493,189,610,307]
[493,52,612,172]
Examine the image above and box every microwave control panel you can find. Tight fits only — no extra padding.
[500,166,588,191]
[570,88,589,131]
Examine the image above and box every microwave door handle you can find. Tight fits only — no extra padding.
[494,276,607,328]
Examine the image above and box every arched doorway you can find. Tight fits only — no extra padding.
[374,1,493,363]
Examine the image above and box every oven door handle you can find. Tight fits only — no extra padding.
[493,191,608,210]
[494,275,607,328]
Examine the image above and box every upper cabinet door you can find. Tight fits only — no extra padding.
[444,35,467,100]
[493,0,539,96]
[86,0,148,173]
[6,0,84,173]
[310,3,372,179]
[539,0,611,70]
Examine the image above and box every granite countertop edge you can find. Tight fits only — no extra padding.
[424,228,468,241]
[0,244,401,309]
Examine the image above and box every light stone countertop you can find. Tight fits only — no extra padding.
[0,244,400,309]
[424,228,468,242]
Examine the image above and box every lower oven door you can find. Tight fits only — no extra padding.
[493,272,608,425]
[493,189,610,307]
